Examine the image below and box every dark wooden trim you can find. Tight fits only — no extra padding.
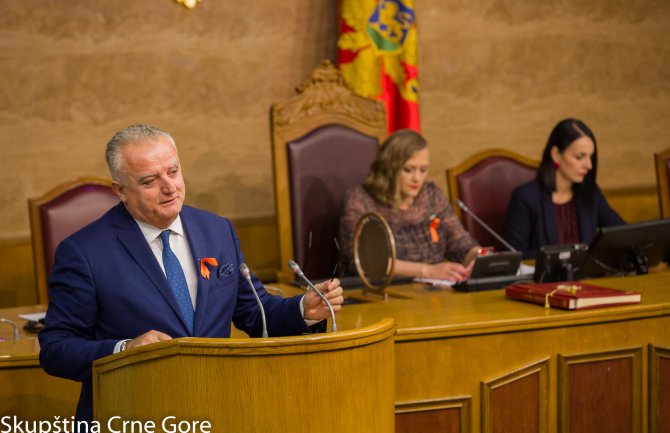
[655,147,670,218]
[481,357,549,433]
[396,396,471,433]
[649,344,670,433]
[558,347,643,433]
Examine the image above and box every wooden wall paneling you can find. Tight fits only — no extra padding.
[603,186,660,223]
[395,396,471,433]
[481,358,549,433]
[0,236,36,308]
[558,347,643,433]
[228,213,278,282]
[649,345,670,433]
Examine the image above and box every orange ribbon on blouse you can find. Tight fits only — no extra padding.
[429,217,441,243]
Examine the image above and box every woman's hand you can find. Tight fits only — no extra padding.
[424,261,473,282]
[395,259,473,282]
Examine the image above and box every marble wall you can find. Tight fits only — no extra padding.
[1,0,668,239]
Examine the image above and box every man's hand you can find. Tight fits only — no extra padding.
[126,330,172,350]
[303,278,344,321]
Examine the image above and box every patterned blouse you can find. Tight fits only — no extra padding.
[338,181,479,274]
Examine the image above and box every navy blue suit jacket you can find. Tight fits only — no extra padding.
[502,180,625,259]
[39,203,311,421]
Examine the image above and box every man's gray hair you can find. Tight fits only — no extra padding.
[105,124,176,181]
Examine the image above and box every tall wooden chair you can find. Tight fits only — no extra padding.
[446,149,539,251]
[29,177,119,303]
[270,60,387,282]
[654,147,670,218]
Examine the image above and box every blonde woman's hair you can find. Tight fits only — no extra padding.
[364,129,428,208]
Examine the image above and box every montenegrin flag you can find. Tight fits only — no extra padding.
[337,0,420,133]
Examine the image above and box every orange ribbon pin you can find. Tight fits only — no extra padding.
[429,217,441,243]
[199,258,219,279]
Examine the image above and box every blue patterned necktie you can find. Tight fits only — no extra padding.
[159,230,194,334]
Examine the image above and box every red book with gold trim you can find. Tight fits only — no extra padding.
[505,281,641,310]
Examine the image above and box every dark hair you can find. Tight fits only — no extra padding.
[537,118,598,204]
[364,129,428,208]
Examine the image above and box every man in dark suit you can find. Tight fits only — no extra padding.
[39,124,343,421]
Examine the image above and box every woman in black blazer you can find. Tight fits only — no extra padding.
[502,118,625,259]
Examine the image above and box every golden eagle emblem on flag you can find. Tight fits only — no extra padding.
[367,0,415,53]
[338,0,420,132]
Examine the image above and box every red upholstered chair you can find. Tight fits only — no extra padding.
[270,60,386,282]
[29,177,119,303]
[654,147,670,218]
[446,149,539,252]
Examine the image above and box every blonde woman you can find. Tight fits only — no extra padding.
[339,129,480,282]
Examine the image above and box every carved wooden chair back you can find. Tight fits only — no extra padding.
[270,60,387,282]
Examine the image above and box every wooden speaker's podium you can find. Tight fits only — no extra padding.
[92,319,396,433]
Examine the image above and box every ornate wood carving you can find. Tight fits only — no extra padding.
[271,60,386,130]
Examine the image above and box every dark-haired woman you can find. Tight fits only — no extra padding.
[502,118,625,259]
[339,129,480,282]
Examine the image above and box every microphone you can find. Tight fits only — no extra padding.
[239,263,268,338]
[455,199,518,253]
[287,259,337,332]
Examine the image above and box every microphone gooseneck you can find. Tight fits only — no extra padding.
[239,263,268,338]
[287,260,337,332]
[287,259,304,277]
[455,199,518,253]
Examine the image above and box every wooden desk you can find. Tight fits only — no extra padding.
[329,273,670,433]
[0,305,80,420]
[2,274,670,432]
